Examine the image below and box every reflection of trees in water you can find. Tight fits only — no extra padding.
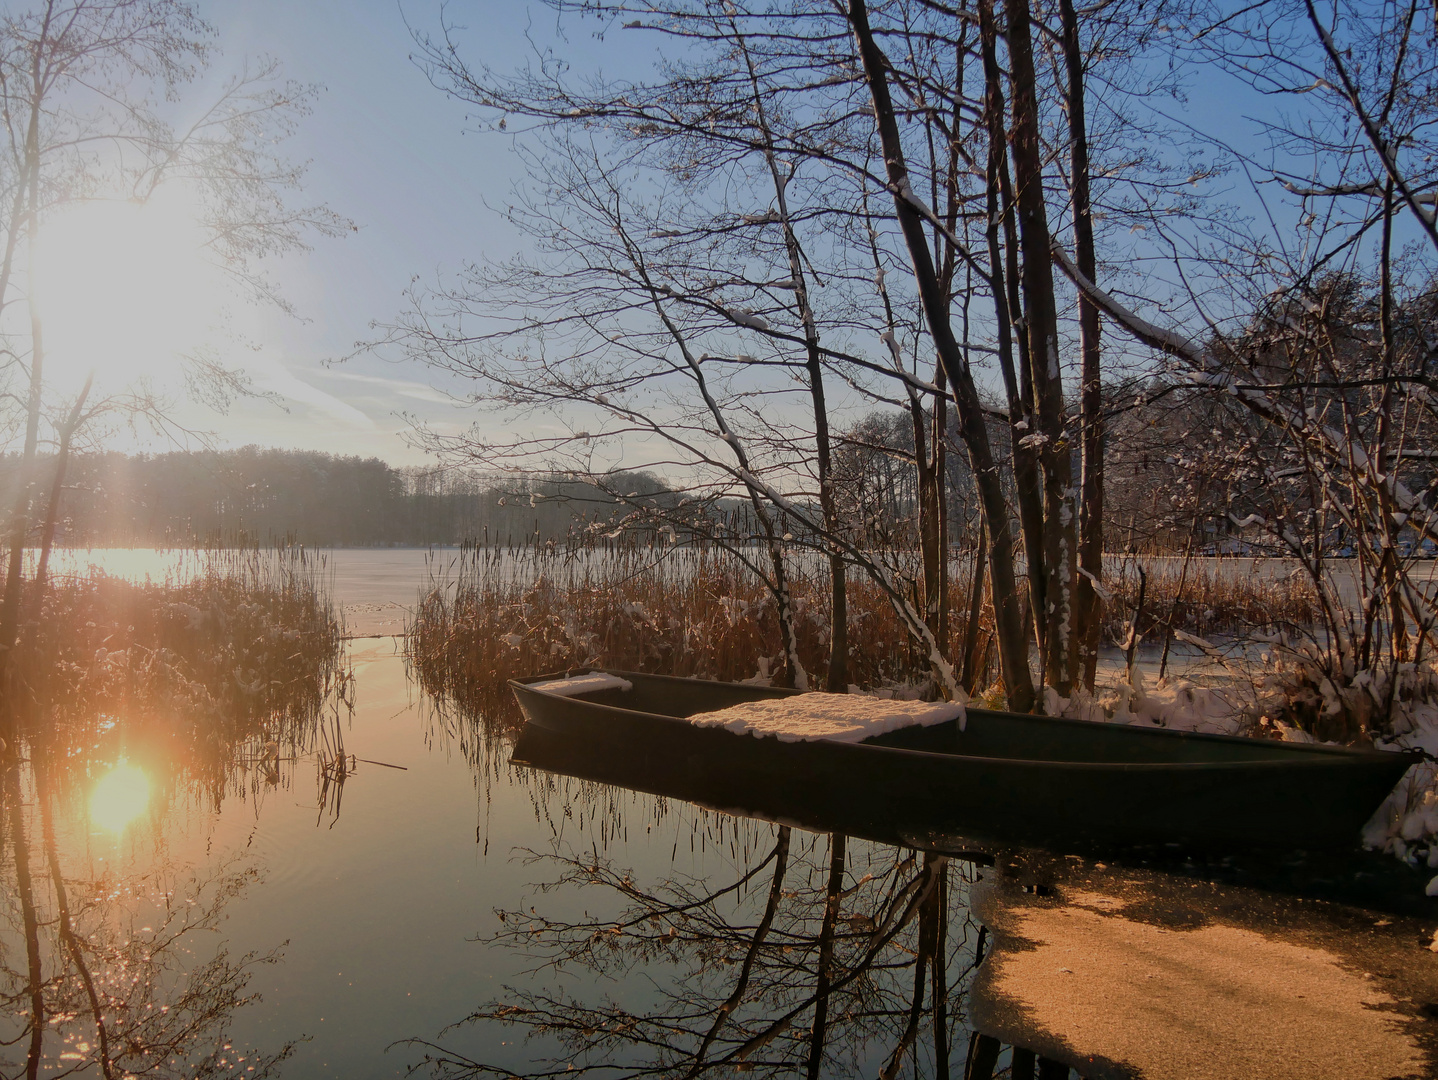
[13,550,351,821]
[414,676,1073,1078]
[0,559,347,1077]
[405,817,984,1079]
[0,751,329,1077]
[419,693,509,784]
[421,694,768,860]
[18,652,354,825]
[0,764,298,1078]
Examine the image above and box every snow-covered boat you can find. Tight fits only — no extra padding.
[509,668,1417,850]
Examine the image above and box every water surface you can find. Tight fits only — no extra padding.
[9,552,1438,1078]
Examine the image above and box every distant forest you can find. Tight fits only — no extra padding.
[9,391,1255,549]
[4,448,683,547]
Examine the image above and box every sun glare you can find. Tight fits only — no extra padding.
[33,187,224,394]
[89,761,152,835]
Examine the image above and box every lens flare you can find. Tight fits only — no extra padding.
[89,761,151,834]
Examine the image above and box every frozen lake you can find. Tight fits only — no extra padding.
[40,545,1438,641]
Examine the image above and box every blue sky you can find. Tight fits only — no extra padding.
[145,1,1408,468]
[161,0,542,463]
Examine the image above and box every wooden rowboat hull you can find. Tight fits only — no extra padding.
[509,669,1417,850]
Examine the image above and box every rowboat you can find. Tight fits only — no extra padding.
[509,668,1418,850]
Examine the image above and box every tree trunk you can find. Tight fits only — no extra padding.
[914,395,943,639]
[962,527,990,693]
[979,0,1046,659]
[0,244,45,671]
[0,39,50,709]
[1008,0,1079,696]
[1374,178,1410,663]
[30,376,92,616]
[1060,0,1106,689]
[934,381,950,647]
[733,29,847,690]
[850,0,1035,711]
[930,32,965,655]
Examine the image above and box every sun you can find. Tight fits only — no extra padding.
[89,760,152,835]
[32,186,225,395]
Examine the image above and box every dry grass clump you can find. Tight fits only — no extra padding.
[13,546,348,799]
[408,541,991,729]
[1103,558,1319,642]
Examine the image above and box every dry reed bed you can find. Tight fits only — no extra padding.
[13,546,348,800]
[1104,559,1320,640]
[407,542,993,729]
[410,543,1333,728]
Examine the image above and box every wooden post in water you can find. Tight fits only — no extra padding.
[1011,1047,1036,1079]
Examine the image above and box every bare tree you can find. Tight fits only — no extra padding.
[395,9,995,698]
[848,0,1036,710]
[0,0,351,726]
[389,0,1235,715]
[1051,0,1438,734]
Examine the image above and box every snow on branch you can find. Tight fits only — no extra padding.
[1050,244,1202,362]
[721,305,771,331]
[1051,241,1438,542]
[890,176,993,288]
[1280,179,1383,199]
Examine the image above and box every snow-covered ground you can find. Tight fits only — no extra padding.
[1058,638,1438,891]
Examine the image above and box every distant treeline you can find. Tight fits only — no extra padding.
[4,449,688,547]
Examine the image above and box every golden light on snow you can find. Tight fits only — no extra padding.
[32,187,221,393]
[89,761,151,835]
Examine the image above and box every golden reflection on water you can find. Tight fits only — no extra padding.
[89,760,151,833]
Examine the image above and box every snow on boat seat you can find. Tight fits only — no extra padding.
[687,693,965,743]
[530,673,634,697]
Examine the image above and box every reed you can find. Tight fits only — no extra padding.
[411,541,1338,734]
[407,538,995,731]
[11,544,349,801]
[1103,557,1319,640]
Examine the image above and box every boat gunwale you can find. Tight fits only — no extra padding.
[510,668,1419,773]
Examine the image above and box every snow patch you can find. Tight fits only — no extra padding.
[529,673,634,697]
[723,306,770,331]
[1058,668,1250,736]
[687,692,965,743]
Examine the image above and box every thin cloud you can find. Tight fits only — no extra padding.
[250,359,378,428]
[313,367,460,406]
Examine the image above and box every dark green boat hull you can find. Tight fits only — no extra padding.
[509,668,1418,850]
